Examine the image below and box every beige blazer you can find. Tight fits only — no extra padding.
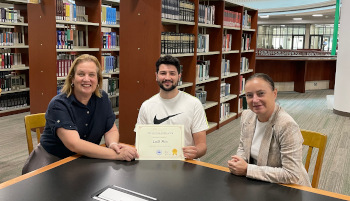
[237,105,311,187]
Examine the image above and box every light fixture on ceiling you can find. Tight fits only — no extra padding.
[259,15,269,18]
[293,18,302,20]
[312,14,323,17]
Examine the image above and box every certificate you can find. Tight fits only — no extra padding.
[135,125,184,160]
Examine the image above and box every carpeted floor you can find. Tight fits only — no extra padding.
[0,89,349,196]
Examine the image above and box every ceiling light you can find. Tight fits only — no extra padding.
[293,18,302,20]
[312,14,323,17]
[259,15,269,18]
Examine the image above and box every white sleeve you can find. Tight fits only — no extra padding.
[191,99,209,134]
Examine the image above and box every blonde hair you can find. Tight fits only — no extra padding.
[61,54,103,97]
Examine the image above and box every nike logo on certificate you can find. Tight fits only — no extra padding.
[153,113,181,124]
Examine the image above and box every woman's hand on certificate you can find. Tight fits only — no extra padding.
[183,146,198,160]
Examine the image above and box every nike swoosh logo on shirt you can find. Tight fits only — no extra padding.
[153,113,181,124]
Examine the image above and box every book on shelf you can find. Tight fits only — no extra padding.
[197,34,209,53]
[101,5,118,25]
[195,90,207,105]
[198,4,215,24]
[0,30,25,46]
[220,102,230,121]
[161,32,195,55]
[242,33,252,51]
[220,82,230,98]
[0,71,26,91]
[222,34,232,51]
[0,91,29,111]
[221,58,230,76]
[102,32,119,49]
[242,10,252,29]
[56,53,77,77]
[0,51,25,69]
[240,57,249,73]
[0,7,24,23]
[56,27,86,49]
[223,10,241,28]
[56,0,87,22]
[196,60,210,83]
[102,77,119,96]
[101,54,119,74]
[161,0,195,22]
[239,75,245,94]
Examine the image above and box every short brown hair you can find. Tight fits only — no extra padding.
[61,54,103,97]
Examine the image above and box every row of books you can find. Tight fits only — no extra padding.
[0,7,22,23]
[240,57,249,73]
[197,34,209,53]
[239,75,246,94]
[242,33,252,51]
[56,0,86,22]
[56,53,77,77]
[56,29,86,49]
[102,32,119,49]
[221,59,230,77]
[102,77,119,96]
[223,10,241,28]
[222,34,232,52]
[0,72,26,91]
[195,60,210,83]
[195,90,207,105]
[198,4,215,25]
[0,31,25,46]
[0,53,24,69]
[101,5,120,25]
[161,32,195,55]
[0,91,29,111]
[110,96,119,110]
[220,102,230,121]
[220,82,231,98]
[101,54,119,74]
[161,0,195,22]
[242,10,252,29]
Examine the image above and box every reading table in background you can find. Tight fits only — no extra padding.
[256,56,336,93]
[0,156,349,201]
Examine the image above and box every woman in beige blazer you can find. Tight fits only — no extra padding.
[228,73,311,187]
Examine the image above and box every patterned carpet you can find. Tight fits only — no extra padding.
[0,89,349,196]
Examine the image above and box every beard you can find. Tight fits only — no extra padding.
[157,79,177,92]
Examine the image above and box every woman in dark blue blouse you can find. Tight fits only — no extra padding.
[22,54,138,174]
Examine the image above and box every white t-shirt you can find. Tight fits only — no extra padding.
[250,119,268,162]
[135,91,208,146]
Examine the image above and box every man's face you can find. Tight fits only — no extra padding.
[156,64,181,92]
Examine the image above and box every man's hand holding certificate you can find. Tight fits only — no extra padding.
[135,125,185,160]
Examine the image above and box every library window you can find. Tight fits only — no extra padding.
[257,25,306,50]
[309,24,337,52]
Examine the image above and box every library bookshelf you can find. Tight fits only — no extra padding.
[119,0,257,144]
[27,0,122,115]
[0,0,30,117]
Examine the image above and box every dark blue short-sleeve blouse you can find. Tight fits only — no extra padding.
[40,90,116,158]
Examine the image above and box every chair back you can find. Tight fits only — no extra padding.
[301,129,327,188]
[24,113,46,154]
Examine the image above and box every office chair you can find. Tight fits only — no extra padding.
[24,113,46,154]
[301,129,327,188]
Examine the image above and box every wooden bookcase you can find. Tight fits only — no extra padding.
[0,0,30,117]
[119,0,257,144]
[27,0,103,114]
